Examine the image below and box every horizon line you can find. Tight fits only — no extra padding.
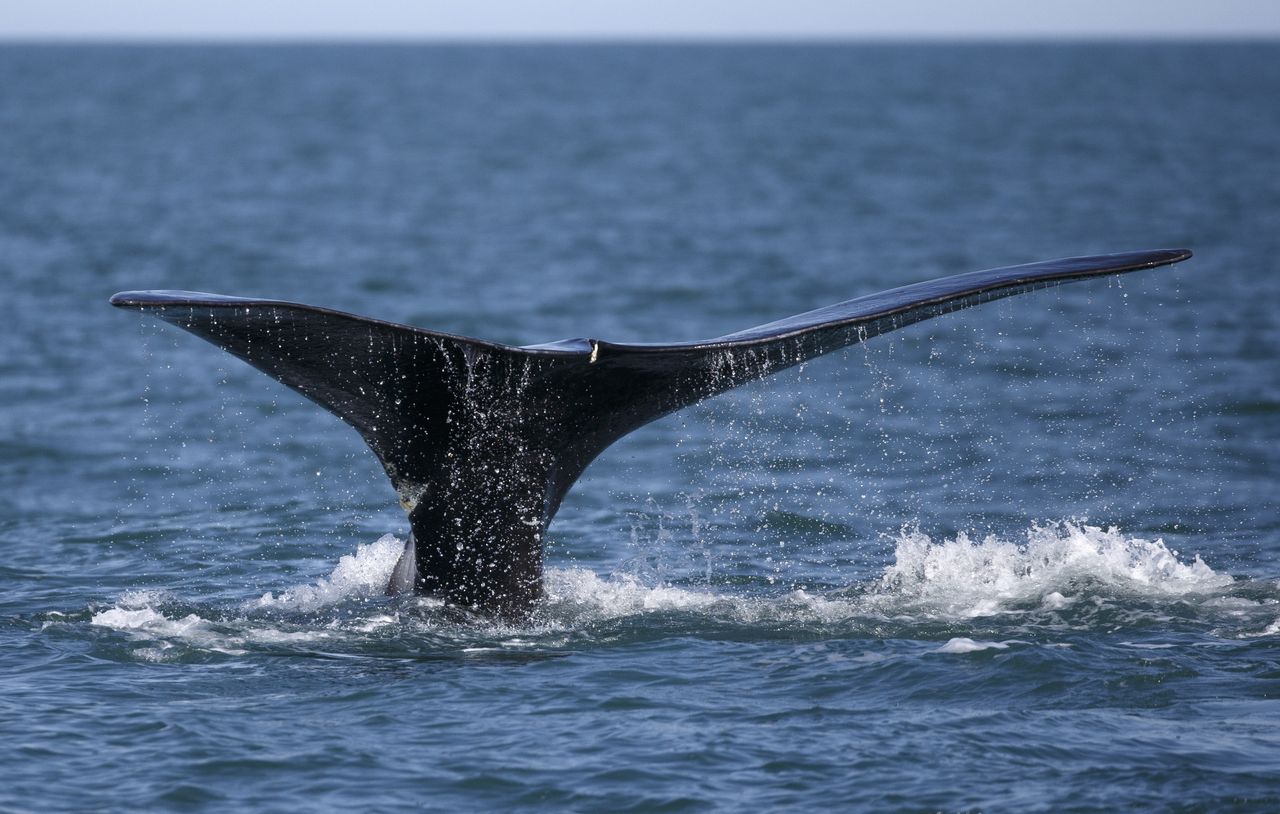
[3,32,1279,45]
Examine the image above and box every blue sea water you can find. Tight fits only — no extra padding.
[1,42,1278,811]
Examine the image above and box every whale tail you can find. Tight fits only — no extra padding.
[111,248,1191,617]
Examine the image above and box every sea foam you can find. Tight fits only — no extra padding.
[247,534,406,612]
[85,521,1239,657]
[873,521,1233,618]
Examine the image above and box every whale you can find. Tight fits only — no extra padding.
[112,248,1191,618]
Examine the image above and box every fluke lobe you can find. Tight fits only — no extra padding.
[112,249,1191,619]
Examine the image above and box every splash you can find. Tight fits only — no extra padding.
[81,521,1247,661]
[89,590,243,659]
[542,567,729,619]
[872,521,1234,618]
[545,521,1235,626]
[248,534,405,612]
[86,540,408,659]
[90,591,208,638]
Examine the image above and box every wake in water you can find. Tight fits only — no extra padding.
[67,521,1278,663]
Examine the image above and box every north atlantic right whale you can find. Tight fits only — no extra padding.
[111,249,1191,619]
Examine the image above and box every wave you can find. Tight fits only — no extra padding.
[869,521,1234,617]
[76,521,1272,661]
[247,534,408,613]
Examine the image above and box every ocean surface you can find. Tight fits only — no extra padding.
[1,43,1278,812]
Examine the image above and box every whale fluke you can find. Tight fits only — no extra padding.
[111,248,1191,617]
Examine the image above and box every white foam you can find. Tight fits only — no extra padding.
[1041,591,1072,610]
[872,521,1232,618]
[89,603,247,655]
[542,567,725,619]
[936,638,1017,654]
[1238,617,1280,638]
[86,541,406,658]
[248,534,405,612]
[91,605,202,633]
[81,520,1238,659]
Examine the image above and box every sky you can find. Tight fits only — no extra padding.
[2,0,1278,40]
